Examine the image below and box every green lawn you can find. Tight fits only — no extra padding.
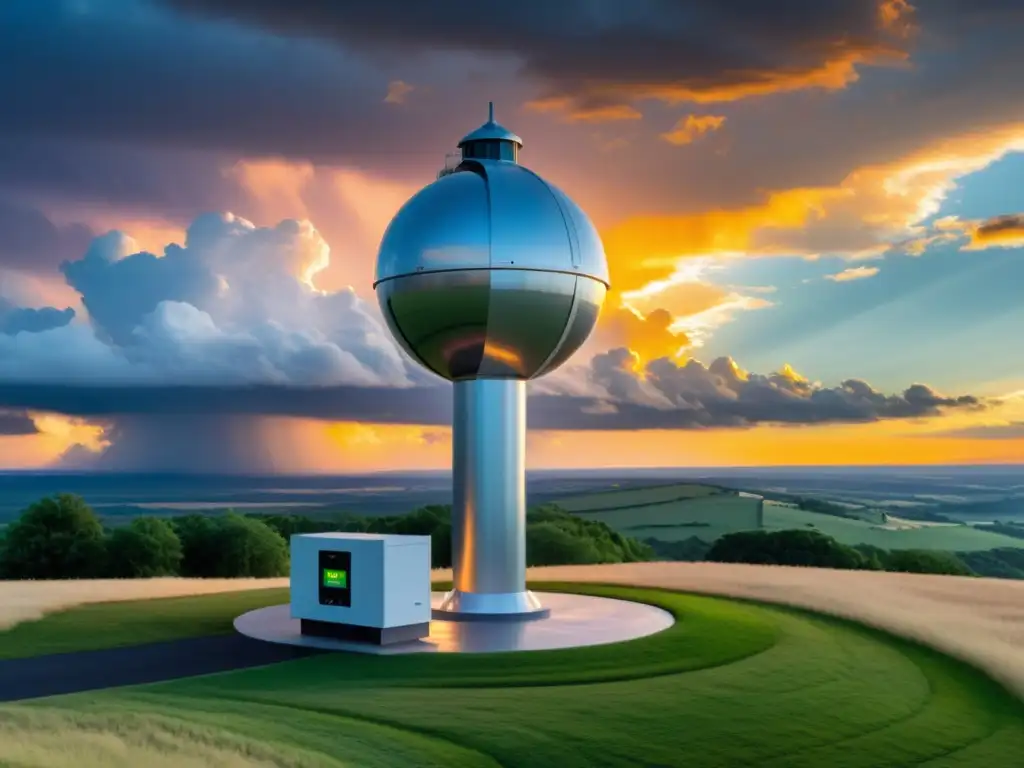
[1,584,1022,766]
[764,503,1024,552]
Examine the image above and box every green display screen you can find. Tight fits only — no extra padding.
[322,568,347,589]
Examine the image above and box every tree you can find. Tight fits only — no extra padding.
[885,549,973,576]
[644,536,711,562]
[172,514,224,577]
[0,494,107,579]
[526,521,603,566]
[210,514,289,577]
[707,529,868,570]
[958,548,1024,580]
[107,517,183,578]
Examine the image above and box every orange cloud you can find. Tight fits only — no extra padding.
[588,123,1024,362]
[878,0,918,37]
[661,115,726,146]
[598,306,690,369]
[602,122,1024,301]
[963,213,1024,251]
[0,413,106,470]
[826,266,879,282]
[526,98,643,123]
[593,257,773,364]
[225,158,420,294]
[527,43,908,122]
[601,186,845,295]
[384,80,414,105]
[226,158,315,221]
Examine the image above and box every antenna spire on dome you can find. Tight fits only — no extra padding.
[456,101,523,162]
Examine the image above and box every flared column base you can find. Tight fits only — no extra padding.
[432,589,550,622]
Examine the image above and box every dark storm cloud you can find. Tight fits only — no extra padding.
[0,410,38,436]
[0,198,93,272]
[0,0,1021,227]
[165,0,911,108]
[0,0,466,169]
[0,0,955,165]
[0,351,982,432]
[0,136,251,221]
[0,304,75,336]
[570,348,983,429]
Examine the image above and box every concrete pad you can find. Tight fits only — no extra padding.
[234,591,674,655]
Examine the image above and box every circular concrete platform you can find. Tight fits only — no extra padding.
[234,591,674,655]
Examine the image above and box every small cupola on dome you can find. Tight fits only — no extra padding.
[457,102,522,163]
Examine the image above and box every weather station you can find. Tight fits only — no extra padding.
[234,105,675,653]
[374,102,609,619]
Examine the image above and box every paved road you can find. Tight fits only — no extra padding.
[0,634,320,702]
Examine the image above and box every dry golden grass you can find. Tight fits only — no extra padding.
[0,708,298,768]
[0,577,288,631]
[503,562,1024,701]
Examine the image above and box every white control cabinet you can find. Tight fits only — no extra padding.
[290,532,432,645]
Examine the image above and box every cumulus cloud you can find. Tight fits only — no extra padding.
[533,348,983,430]
[0,209,987,474]
[32,213,412,388]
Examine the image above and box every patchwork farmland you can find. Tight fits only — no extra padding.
[555,482,1024,551]
[556,483,764,542]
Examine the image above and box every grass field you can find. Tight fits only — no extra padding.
[763,502,1024,552]
[2,584,1023,766]
[553,482,722,512]
[576,494,762,542]
[560,481,1024,550]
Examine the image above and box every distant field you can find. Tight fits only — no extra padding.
[558,482,1024,552]
[574,494,763,543]
[554,482,721,512]
[763,502,1024,552]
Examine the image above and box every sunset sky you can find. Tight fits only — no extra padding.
[0,0,1022,472]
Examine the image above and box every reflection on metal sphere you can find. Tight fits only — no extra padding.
[373,107,609,382]
[373,104,609,620]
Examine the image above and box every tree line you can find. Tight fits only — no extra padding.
[0,493,1018,581]
[0,495,653,580]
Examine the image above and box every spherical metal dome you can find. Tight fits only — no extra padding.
[374,158,609,381]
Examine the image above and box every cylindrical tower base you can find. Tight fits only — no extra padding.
[436,378,548,621]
